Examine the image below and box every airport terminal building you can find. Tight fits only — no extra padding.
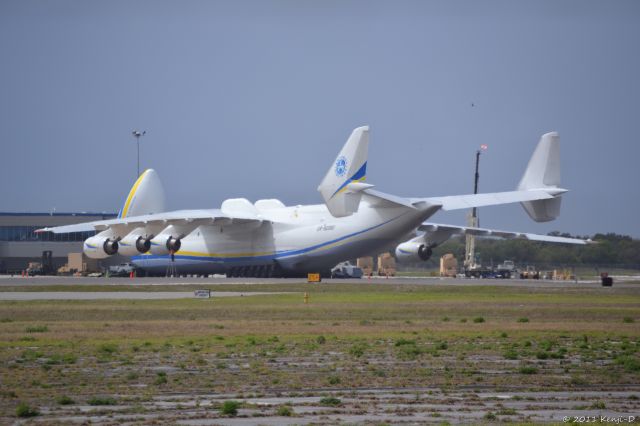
[0,212,117,273]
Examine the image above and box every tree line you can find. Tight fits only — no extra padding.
[428,232,640,269]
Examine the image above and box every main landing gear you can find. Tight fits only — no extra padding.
[225,263,283,278]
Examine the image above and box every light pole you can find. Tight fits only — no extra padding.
[132,130,146,177]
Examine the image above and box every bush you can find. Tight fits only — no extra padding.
[46,353,77,365]
[503,350,518,360]
[276,405,293,416]
[395,338,416,347]
[316,335,326,345]
[473,317,485,323]
[518,317,529,323]
[16,402,39,417]
[220,400,240,416]
[319,397,341,406]
[591,401,606,409]
[87,396,117,406]
[397,343,422,360]
[484,411,497,420]
[56,395,74,405]
[97,343,119,355]
[536,351,549,360]
[25,325,48,333]
[327,375,341,385]
[519,366,538,375]
[154,371,168,385]
[623,317,635,323]
[616,355,640,372]
[349,343,367,358]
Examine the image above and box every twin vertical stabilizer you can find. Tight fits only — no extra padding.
[118,169,166,218]
[518,132,562,222]
[317,126,373,217]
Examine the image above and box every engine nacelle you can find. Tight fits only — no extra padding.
[395,241,433,263]
[149,234,181,255]
[118,233,152,256]
[83,235,119,259]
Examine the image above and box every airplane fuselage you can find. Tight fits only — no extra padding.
[132,195,436,276]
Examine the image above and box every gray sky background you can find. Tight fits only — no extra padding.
[1,0,639,237]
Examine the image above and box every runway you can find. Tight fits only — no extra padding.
[0,274,637,288]
[0,291,288,300]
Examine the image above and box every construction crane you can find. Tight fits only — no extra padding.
[464,145,487,269]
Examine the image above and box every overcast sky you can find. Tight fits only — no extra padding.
[1,0,638,237]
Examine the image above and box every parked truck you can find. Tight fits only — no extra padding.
[108,263,137,277]
[331,261,363,279]
[495,260,517,279]
[26,251,55,276]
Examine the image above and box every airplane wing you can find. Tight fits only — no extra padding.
[36,208,264,234]
[418,222,592,245]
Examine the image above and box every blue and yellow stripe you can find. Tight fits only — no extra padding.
[331,161,367,198]
[133,211,406,264]
[119,169,150,218]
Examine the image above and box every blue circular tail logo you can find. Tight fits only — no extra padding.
[335,156,348,177]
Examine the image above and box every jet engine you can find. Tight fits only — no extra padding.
[83,234,119,259]
[149,234,182,255]
[395,241,433,263]
[118,231,153,256]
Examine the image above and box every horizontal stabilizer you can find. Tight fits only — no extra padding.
[363,189,418,209]
[416,188,565,211]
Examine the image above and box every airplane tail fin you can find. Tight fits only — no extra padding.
[517,132,562,222]
[318,126,373,217]
[118,169,166,218]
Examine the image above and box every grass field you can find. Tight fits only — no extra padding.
[395,267,640,280]
[1,282,639,424]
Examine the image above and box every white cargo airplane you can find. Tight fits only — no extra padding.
[39,126,587,277]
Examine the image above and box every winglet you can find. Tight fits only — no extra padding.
[318,126,370,217]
